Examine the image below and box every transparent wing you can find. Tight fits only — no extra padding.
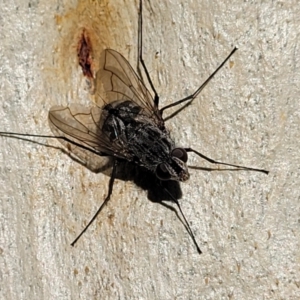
[95,49,162,123]
[48,105,127,172]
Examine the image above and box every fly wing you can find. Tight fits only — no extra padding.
[95,49,163,124]
[48,105,127,173]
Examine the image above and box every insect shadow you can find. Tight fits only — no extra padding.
[0,0,268,254]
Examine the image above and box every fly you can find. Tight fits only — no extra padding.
[0,0,268,254]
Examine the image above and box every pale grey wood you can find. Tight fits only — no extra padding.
[0,0,299,299]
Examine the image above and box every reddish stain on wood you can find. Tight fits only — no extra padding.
[77,29,93,78]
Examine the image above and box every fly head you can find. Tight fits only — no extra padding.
[155,147,189,182]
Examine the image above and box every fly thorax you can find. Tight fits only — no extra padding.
[127,123,174,170]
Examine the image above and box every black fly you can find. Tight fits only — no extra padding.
[0,0,268,254]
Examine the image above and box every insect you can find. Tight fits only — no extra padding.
[0,0,268,254]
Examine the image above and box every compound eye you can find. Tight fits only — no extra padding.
[171,148,188,163]
[155,163,171,180]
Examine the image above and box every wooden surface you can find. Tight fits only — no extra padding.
[0,0,299,299]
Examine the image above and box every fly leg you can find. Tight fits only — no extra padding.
[161,185,202,254]
[185,147,269,174]
[160,47,238,117]
[137,0,160,108]
[71,159,118,246]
